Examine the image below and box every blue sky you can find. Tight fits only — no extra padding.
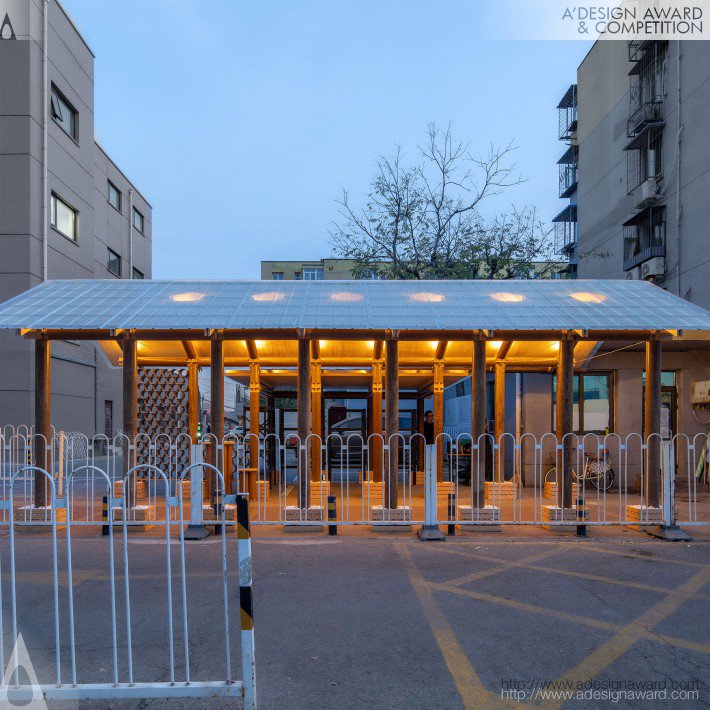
[62,0,592,279]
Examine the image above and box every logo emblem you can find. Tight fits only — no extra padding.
[0,12,16,40]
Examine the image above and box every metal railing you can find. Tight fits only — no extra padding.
[2,430,707,530]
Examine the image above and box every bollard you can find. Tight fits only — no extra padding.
[101,495,109,536]
[237,494,257,710]
[447,492,456,536]
[327,494,337,536]
[576,496,586,537]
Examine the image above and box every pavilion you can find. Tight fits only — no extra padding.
[1,278,709,517]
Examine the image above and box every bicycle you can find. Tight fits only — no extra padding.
[544,452,615,491]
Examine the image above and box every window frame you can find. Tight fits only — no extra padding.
[107,247,122,278]
[50,84,78,142]
[107,181,122,212]
[132,267,144,280]
[133,207,145,234]
[50,192,79,243]
[551,370,615,434]
[271,272,284,280]
[302,267,324,280]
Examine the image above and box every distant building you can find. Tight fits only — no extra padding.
[260,257,568,280]
[0,0,152,434]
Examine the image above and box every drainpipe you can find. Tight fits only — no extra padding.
[675,43,682,297]
[42,0,48,281]
[128,188,134,278]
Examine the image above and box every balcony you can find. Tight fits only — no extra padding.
[557,145,578,198]
[622,206,666,271]
[557,85,577,141]
[627,101,663,138]
[553,204,577,256]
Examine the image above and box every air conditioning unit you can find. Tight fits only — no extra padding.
[626,266,641,280]
[634,177,659,208]
[691,380,710,405]
[641,256,665,281]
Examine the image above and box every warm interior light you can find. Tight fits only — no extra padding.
[429,341,439,349]
[366,340,375,348]
[170,291,205,303]
[251,291,284,302]
[570,292,606,304]
[319,340,328,348]
[254,340,266,348]
[410,292,445,303]
[490,292,525,303]
[330,291,363,302]
[488,340,503,350]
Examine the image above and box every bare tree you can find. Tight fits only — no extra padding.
[331,124,555,279]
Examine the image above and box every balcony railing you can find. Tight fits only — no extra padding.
[553,204,577,256]
[559,163,577,198]
[627,101,663,138]
[557,85,577,141]
[623,244,665,272]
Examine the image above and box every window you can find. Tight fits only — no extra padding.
[271,272,284,280]
[50,194,78,241]
[132,267,144,279]
[302,267,323,280]
[107,248,122,277]
[552,372,613,433]
[133,207,144,233]
[107,181,122,212]
[50,85,77,140]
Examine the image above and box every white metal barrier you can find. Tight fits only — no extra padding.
[1,430,708,529]
[0,463,257,707]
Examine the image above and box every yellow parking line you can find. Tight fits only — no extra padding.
[537,566,710,710]
[433,545,710,601]
[397,542,506,710]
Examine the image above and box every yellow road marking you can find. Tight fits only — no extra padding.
[537,566,710,710]
[397,542,508,710]
[434,545,710,601]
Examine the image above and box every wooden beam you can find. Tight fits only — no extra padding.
[494,361,506,482]
[373,340,384,360]
[471,339,487,498]
[556,336,575,509]
[249,361,260,476]
[122,334,138,507]
[208,333,225,502]
[434,340,449,361]
[385,337,399,509]
[434,360,445,481]
[245,339,258,361]
[188,361,199,443]
[310,358,322,483]
[371,359,383,482]
[311,339,320,361]
[644,337,662,508]
[297,338,311,508]
[33,338,51,507]
[181,340,197,361]
[496,341,512,361]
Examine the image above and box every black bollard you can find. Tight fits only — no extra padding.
[327,494,337,536]
[576,495,587,537]
[447,491,456,536]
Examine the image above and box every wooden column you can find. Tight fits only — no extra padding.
[209,333,225,501]
[371,359,383,482]
[471,338,487,498]
[556,336,575,509]
[310,356,322,483]
[433,360,445,481]
[187,361,199,443]
[249,361,260,475]
[494,361,506,482]
[33,338,51,508]
[644,337,662,508]
[122,334,138,507]
[416,395,425,482]
[297,337,311,508]
[385,337,399,510]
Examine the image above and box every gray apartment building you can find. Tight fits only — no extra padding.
[559,39,710,307]
[546,39,710,450]
[0,0,152,435]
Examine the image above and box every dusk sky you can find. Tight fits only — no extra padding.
[62,0,593,279]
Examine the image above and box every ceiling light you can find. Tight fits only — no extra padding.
[330,291,363,302]
[251,291,284,302]
[170,292,205,303]
[490,292,525,303]
[570,292,606,304]
[410,292,445,303]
